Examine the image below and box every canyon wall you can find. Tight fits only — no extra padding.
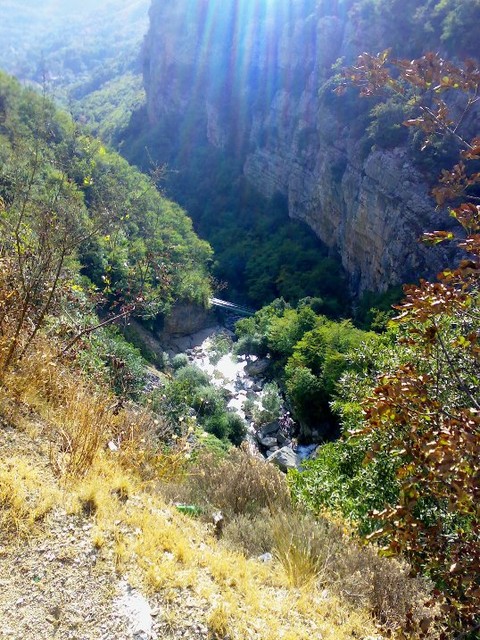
[143,0,455,293]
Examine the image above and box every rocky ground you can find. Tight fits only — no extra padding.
[0,424,209,640]
[0,414,386,640]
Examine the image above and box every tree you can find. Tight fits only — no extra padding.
[0,72,213,375]
[338,51,480,635]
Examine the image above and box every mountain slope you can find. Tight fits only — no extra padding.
[0,0,150,140]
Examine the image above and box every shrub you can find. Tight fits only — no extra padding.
[284,365,324,425]
[170,445,291,520]
[233,333,267,358]
[192,385,226,417]
[252,381,282,426]
[208,332,232,365]
[79,325,147,398]
[171,353,189,370]
[202,412,230,440]
[272,511,341,588]
[174,364,210,389]
[366,99,409,148]
[289,439,399,535]
[222,509,275,556]
[225,412,246,446]
[334,542,438,635]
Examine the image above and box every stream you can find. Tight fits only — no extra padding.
[171,322,317,470]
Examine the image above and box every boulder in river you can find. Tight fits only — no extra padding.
[258,435,278,449]
[277,431,290,446]
[245,357,270,376]
[258,421,281,438]
[266,447,301,472]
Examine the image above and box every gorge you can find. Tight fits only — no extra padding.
[0,2,478,637]
[139,0,464,296]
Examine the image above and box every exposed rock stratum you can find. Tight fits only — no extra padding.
[143,0,455,293]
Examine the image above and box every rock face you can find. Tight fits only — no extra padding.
[161,303,216,339]
[143,0,454,293]
[267,447,301,473]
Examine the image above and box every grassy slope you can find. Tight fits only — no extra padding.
[0,339,379,640]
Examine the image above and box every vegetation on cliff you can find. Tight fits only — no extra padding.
[290,52,480,636]
[136,0,480,296]
[0,71,212,377]
[121,118,351,311]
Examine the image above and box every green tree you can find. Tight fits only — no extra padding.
[0,72,212,374]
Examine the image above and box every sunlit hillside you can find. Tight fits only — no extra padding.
[0,0,149,139]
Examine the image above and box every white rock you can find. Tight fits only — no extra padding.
[258,552,273,563]
[115,582,156,640]
[266,447,301,472]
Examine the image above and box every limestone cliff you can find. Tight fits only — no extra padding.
[143,0,456,293]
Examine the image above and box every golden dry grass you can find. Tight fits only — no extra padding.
[0,456,59,536]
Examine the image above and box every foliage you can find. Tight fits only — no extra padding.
[235,299,375,437]
[290,423,398,536]
[121,118,351,313]
[192,385,227,418]
[0,1,150,143]
[252,381,283,426]
[208,332,232,365]
[266,306,318,358]
[153,364,246,446]
[358,0,480,59]
[168,445,292,520]
[366,98,411,149]
[354,286,404,331]
[0,71,212,372]
[171,353,189,371]
[287,329,400,530]
[78,145,212,313]
[335,52,480,634]
[434,0,480,58]
[77,325,147,399]
[73,73,146,143]
[282,316,374,429]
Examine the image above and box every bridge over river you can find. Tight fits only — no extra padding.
[209,297,254,316]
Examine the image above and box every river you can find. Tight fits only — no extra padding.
[173,323,317,469]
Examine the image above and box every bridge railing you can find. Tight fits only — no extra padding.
[209,297,255,316]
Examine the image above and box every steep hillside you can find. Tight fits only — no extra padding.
[0,0,149,141]
[0,71,212,353]
[0,353,438,640]
[142,0,479,293]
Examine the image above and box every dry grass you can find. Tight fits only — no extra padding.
[206,602,232,639]
[161,445,292,520]
[0,456,58,536]
[160,452,441,636]
[222,508,276,556]
[0,337,177,481]
[272,511,339,588]
[334,540,438,635]
[0,341,115,476]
